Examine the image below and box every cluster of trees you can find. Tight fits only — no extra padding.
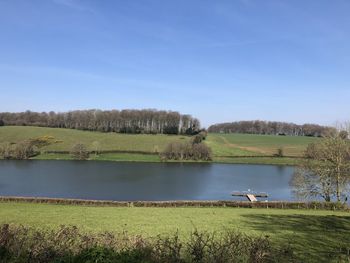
[208,121,336,137]
[0,136,59,160]
[0,109,200,135]
[0,141,35,160]
[291,131,350,203]
[161,131,212,161]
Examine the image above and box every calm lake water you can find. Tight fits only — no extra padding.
[0,161,295,201]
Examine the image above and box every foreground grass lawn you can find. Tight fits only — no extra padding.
[0,202,349,261]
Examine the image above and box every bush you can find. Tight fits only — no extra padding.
[0,142,12,159]
[339,130,349,140]
[70,143,90,160]
[275,147,284,157]
[13,141,36,159]
[0,119,4,126]
[190,131,208,144]
[0,224,298,263]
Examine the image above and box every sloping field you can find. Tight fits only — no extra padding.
[0,126,189,153]
[207,133,318,157]
[0,127,318,164]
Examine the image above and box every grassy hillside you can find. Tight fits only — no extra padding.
[206,133,318,157]
[0,202,349,262]
[0,126,189,153]
[0,126,316,164]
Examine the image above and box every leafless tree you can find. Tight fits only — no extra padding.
[70,143,90,160]
[161,141,212,161]
[290,134,350,202]
[91,141,101,156]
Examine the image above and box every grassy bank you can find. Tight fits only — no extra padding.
[206,133,318,157]
[0,126,317,165]
[0,126,189,152]
[32,152,162,162]
[0,202,349,262]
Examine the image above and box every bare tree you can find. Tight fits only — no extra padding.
[290,134,350,202]
[91,141,101,156]
[335,121,350,139]
[70,143,90,160]
[161,141,212,161]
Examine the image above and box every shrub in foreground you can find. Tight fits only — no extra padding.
[0,224,296,263]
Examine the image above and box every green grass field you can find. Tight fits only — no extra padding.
[0,126,317,164]
[0,126,189,152]
[206,133,318,157]
[0,202,349,262]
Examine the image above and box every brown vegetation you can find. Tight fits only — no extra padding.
[161,142,212,161]
[70,143,90,160]
[0,136,60,160]
[0,224,295,263]
[0,141,35,160]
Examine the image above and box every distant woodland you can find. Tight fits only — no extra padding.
[0,110,337,137]
[208,121,336,137]
[0,110,200,135]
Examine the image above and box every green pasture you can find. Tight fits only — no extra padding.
[206,133,318,157]
[0,126,317,165]
[0,202,349,262]
[0,126,189,152]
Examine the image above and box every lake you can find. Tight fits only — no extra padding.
[0,160,295,201]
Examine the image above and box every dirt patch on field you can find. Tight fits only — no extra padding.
[220,136,271,155]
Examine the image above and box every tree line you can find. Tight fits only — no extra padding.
[208,120,336,137]
[0,109,200,135]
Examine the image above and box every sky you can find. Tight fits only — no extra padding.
[0,0,349,128]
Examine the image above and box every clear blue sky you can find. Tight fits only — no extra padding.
[0,0,349,127]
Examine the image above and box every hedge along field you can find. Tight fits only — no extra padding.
[0,126,190,153]
[206,133,319,157]
[0,202,349,262]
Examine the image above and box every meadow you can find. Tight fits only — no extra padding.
[0,126,317,164]
[0,202,349,262]
[0,126,189,152]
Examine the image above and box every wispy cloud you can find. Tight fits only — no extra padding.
[52,0,95,13]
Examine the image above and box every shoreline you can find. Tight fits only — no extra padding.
[26,152,302,166]
[0,196,347,210]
